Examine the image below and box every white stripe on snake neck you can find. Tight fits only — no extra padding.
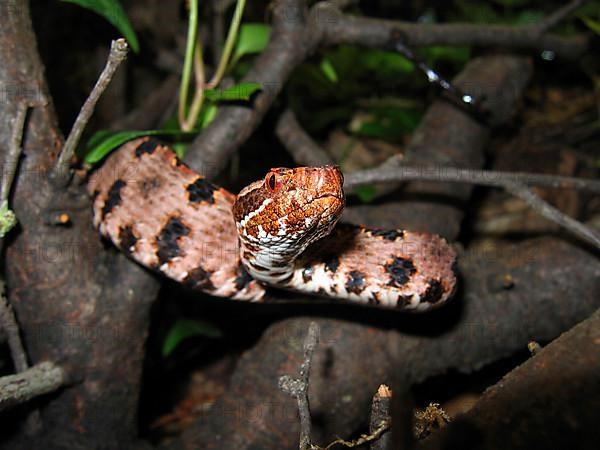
[241,220,298,283]
[238,198,272,229]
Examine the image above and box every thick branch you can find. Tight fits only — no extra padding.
[419,307,600,450]
[1,4,161,447]
[276,109,335,166]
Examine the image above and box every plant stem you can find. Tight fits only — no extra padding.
[178,0,199,129]
[208,0,246,87]
[180,44,206,132]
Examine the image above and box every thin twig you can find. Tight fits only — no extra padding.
[534,0,586,34]
[503,180,600,249]
[1,102,28,205]
[344,165,600,248]
[207,0,247,88]
[323,420,391,449]
[343,165,600,194]
[279,323,393,450]
[0,280,45,434]
[0,281,28,372]
[0,361,66,412]
[51,38,128,187]
[370,385,392,450]
[279,322,319,450]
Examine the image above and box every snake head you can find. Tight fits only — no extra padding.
[233,166,345,279]
[234,166,345,240]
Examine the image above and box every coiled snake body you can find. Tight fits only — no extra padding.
[89,138,457,311]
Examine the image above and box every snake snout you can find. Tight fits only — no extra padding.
[313,165,344,200]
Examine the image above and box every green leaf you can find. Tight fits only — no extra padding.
[355,185,377,203]
[84,129,192,164]
[204,82,262,101]
[230,23,271,66]
[580,15,600,35]
[319,57,339,83]
[162,319,223,357]
[0,200,17,238]
[61,0,140,53]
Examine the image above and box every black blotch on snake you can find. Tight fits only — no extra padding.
[369,229,405,241]
[186,177,217,204]
[346,270,366,294]
[135,139,160,157]
[118,225,138,255]
[184,266,215,291]
[102,179,126,218]
[234,266,253,290]
[396,294,413,308]
[157,217,190,264]
[421,279,444,303]
[323,255,340,273]
[369,292,380,305]
[385,256,416,287]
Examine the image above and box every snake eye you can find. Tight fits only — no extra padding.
[266,173,279,192]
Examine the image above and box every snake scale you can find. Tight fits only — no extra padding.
[88,137,457,311]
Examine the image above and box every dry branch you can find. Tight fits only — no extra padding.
[279,322,319,450]
[0,362,66,412]
[276,109,335,167]
[321,4,587,60]
[370,386,392,450]
[418,307,600,450]
[0,102,27,205]
[280,329,393,450]
[51,38,128,187]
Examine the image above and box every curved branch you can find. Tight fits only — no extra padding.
[275,109,335,166]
